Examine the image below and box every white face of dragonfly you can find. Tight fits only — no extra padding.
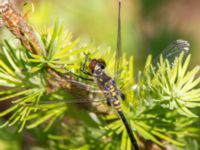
[93,64,104,77]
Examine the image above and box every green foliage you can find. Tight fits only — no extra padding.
[136,53,200,149]
[0,22,200,150]
[138,53,200,117]
[28,21,87,73]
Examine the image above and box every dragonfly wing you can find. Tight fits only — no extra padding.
[114,0,122,82]
[153,39,190,65]
[23,97,110,114]
[24,98,106,105]
[49,75,108,95]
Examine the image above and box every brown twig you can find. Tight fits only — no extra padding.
[0,1,40,54]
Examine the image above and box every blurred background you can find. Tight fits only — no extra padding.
[23,0,200,70]
[2,0,200,70]
[0,0,200,149]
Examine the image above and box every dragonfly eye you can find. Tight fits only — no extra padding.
[98,59,106,69]
[89,59,97,74]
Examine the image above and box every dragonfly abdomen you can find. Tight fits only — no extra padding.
[112,99,122,111]
[91,61,140,150]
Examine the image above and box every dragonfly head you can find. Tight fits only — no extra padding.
[89,59,106,74]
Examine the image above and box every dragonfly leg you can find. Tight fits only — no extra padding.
[62,63,93,81]
[80,63,92,76]
[106,98,112,106]
[67,69,94,81]
[79,52,94,81]
[62,52,95,81]
[120,92,126,100]
[80,52,92,75]
[116,87,126,100]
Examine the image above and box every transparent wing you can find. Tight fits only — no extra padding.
[24,98,106,106]
[153,39,190,65]
[20,65,108,106]
[49,75,108,93]
[37,79,108,103]
[21,67,105,93]
[21,97,109,114]
[114,0,122,82]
